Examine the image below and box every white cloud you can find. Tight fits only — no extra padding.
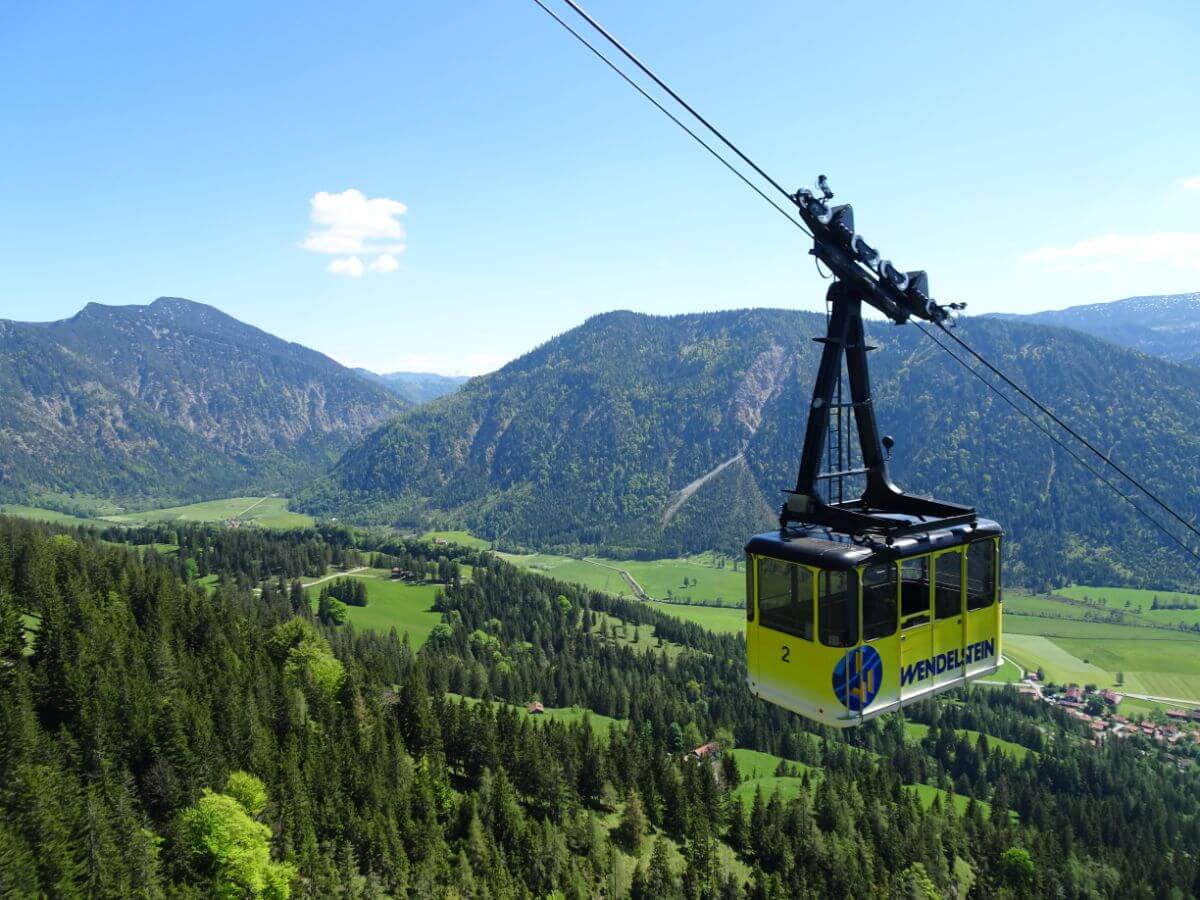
[327,256,365,278]
[369,253,400,273]
[1022,232,1200,271]
[1185,176,1200,190]
[302,189,406,275]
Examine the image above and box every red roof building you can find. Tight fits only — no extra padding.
[1064,686,1084,701]
[688,742,722,761]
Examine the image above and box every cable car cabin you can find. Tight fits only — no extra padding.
[745,517,1002,728]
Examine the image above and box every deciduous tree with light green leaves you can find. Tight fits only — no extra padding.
[177,772,295,898]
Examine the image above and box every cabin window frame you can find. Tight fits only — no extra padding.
[900,555,931,629]
[818,569,859,648]
[934,549,964,620]
[966,539,998,611]
[861,561,899,641]
[756,557,814,641]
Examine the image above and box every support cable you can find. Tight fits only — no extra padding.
[915,323,1200,564]
[935,322,1200,545]
[531,0,1200,561]
[529,0,810,235]
[556,0,797,205]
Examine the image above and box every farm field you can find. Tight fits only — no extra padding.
[102,496,314,529]
[305,570,443,649]
[1056,584,1200,626]
[1001,587,1200,700]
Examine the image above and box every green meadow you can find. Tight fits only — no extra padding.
[902,721,1033,762]
[103,496,314,529]
[306,570,443,649]
[0,505,100,527]
[640,600,745,635]
[727,747,991,818]
[494,549,743,606]
[991,658,1023,683]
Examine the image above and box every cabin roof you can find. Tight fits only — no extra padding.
[744,517,1002,570]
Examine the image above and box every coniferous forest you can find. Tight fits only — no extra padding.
[2,517,1200,897]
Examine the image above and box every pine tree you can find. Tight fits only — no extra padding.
[614,789,648,853]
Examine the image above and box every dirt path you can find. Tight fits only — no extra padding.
[584,558,649,600]
[235,496,269,519]
[661,453,744,524]
[305,566,368,587]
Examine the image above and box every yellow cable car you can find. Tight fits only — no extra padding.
[745,520,1001,728]
[744,191,1005,727]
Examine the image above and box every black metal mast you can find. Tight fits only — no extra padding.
[781,180,975,539]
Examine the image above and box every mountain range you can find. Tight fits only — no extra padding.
[354,369,469,404]
[995,291,1200,363]
[0,298,405,507]
[298,305,1200,589]
[4,292,1198,588]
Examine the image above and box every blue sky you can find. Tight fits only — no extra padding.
[1,1,1197,374]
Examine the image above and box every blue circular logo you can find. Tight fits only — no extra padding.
[832,646,883,711]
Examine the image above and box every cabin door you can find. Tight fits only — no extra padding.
[964,539,1001,677]
[931,549,966,688]
[898,555,934,701]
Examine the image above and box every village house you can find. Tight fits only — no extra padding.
[527,701,545,715]
[687,742,721,762]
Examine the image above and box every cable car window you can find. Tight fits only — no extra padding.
[819,570,857,647]
[862,563,897,641]
[966,541,996,611]
[900,557,930,628]
[935,551,963,620]
[757,558,813,640]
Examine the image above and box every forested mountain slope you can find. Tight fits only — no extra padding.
[0,297,405,505]
[301,309,1200,589]
[4,518,1200,896]
[995,291,1200,362]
